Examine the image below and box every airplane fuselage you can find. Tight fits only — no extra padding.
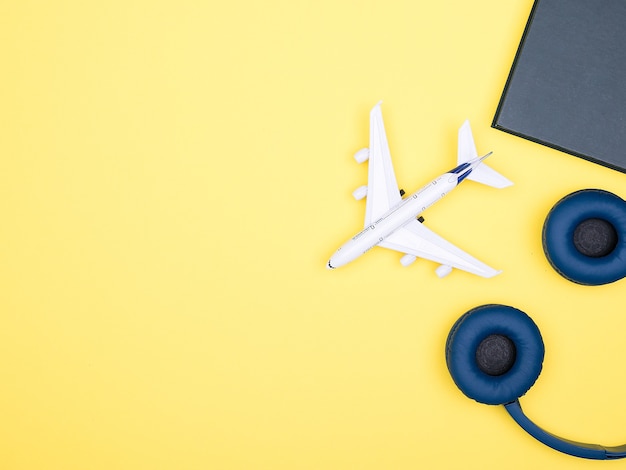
[328,172,460,269]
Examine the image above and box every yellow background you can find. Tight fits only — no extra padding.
[2,1,626,468]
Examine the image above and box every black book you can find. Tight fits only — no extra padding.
[493,0,626,173]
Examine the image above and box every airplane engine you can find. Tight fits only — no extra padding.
[436,264,453,278]
[352,185,368,200]
[354,148,369,164]
[400,254,417,267]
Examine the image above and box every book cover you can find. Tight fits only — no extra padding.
[493,0,626,173]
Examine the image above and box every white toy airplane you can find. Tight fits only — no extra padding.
[327,102,513,278]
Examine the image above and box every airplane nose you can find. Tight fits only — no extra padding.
[327,260,336,270]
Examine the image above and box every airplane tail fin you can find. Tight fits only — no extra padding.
[457,120,513,189]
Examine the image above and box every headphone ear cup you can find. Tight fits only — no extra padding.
[446,304,545,405]
[543,189,626,285]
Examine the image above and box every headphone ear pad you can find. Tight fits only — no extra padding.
[543,189,626,285]
[446,304,545,405]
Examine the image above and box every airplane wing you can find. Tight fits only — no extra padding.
[364,102,402,227]
[379,219,501,278]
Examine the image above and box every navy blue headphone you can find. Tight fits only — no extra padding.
[446,304,626,460]
[445,189,626,459]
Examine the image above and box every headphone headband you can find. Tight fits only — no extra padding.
[505,400,626,460]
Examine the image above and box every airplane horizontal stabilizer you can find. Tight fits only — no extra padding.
[457,120,513,189]
[467,163,513,189]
